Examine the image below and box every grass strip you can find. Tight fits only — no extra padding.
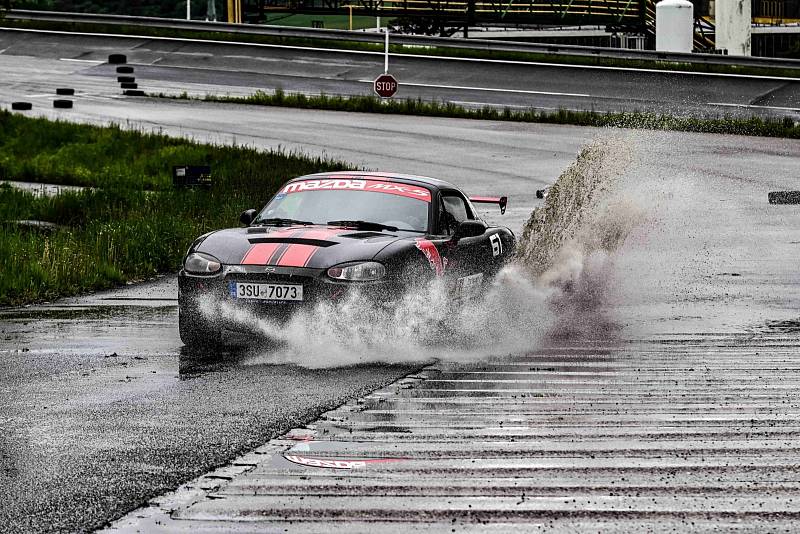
[0,110,348,306]
[3,18,800,79]
[159,89,800,139]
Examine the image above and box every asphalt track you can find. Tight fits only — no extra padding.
[0,29,799,119]
[0,29,800,533]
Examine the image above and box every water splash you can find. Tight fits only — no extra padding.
[205,137,645,367]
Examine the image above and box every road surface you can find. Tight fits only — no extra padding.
[0,29,798,119]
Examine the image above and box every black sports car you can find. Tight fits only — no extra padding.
[178,172,516,347]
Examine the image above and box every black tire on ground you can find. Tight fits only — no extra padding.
[120,82,138,89]
[768,191,800,205]
[56,88,75,96]
[179,306,223,348]
[116,66,134,74]
[117,76,135,83]
[53,99,73,109]
[11,102,32,111]
[123,90,146,97]
[108,54,127,64]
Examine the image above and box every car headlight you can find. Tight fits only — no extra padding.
[327,261,386,281]
[184,252,222,275]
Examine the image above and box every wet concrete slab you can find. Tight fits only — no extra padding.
[105,335,800,532]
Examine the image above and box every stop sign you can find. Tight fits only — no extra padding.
[374,73,398,98]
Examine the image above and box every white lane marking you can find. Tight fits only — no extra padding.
[449,100,534,108]
[358,79,590,97]
[23,93,56,98]
[59,58,104,64]
[708,102,800,112]
[7,27,800,82]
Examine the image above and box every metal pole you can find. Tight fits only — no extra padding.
[187,0,191,20]
[348,6,353,30]
[384,27,389,73]
[377,16,380,30]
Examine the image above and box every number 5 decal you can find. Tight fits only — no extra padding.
[489,234,503,257]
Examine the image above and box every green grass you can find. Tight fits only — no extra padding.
[160,89,800,139]
[0,110,349,306]
[3,18,800,79]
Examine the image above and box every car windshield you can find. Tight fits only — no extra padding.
[254,180,431,232]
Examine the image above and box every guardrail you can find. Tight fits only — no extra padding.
[5,9,800,70]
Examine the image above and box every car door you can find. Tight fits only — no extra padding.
[435,190,493,297]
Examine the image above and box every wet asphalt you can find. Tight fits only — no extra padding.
[0,277,417,532]
[0,30,798,120]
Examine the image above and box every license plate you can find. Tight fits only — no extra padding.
[229,282,303,301]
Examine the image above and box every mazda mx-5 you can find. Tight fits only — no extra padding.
[178,172,515,347]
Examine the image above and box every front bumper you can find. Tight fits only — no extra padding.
[178,264,397,329]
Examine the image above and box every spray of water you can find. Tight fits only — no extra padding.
[203,137,645,367]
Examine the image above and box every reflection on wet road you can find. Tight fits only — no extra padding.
[111,332,800,533]
[0,277,416,533]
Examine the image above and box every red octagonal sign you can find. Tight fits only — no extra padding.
[374,73,398,98]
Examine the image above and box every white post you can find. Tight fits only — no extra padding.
[187,0,191,20]
[377,16,381,30]
[384,28,389,73]
[716,0,752,56]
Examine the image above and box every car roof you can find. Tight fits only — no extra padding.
[290,171,458,192]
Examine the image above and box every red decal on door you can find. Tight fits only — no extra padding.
[415,239,444,276]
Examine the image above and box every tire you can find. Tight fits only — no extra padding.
[56,88,74,96]
[123,90,146,97]
[11,102,32,111]
[179,305,223,348]
[108,54,127,64]
[53,99,73,109]
[116,66,134,74]
[120,82,138,89]
[768,191,800,205]
[117,76,135,83]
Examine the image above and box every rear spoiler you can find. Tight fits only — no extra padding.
[469,196,508,215]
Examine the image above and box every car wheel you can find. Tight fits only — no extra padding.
[178,305,222,349]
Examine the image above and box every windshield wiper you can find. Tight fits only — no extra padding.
[327,220,399,232]
[254,218,315,227]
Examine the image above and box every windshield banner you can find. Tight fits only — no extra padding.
[282,179,431,202]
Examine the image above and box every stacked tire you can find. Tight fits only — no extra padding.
[111,55,145,96]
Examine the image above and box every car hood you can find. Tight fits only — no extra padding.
[192,225,416,269]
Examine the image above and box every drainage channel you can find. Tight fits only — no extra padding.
[105,333,800,533]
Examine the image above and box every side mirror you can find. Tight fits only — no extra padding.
[452,220,487,242]
[239,209,257,226]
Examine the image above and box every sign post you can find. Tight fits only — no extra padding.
[384,27,389,74]
[373,29,398,98]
